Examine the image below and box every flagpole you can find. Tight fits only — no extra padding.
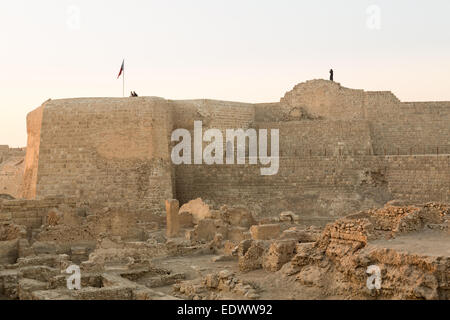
[123,60,125,97]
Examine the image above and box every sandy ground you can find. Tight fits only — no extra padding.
[152,254,334,300]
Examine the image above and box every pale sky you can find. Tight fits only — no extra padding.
[1,0,450,147]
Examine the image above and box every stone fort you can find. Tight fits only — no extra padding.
[5,79,450,225]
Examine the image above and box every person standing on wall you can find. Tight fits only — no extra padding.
[329,69,334,81]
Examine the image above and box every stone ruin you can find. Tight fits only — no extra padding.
[1,196,447,300]
[0,80,449,300]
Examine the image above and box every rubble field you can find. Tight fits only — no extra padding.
[1,197,448,300]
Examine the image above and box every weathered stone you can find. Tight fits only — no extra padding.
[179,198,211,224]
[279,211,299,223]
[262,240,297,272]
[238,240,271,272]
[220,206,256,228]
[166,199,180,238]
[250,224,280,240]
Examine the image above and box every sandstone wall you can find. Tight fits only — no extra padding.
[176,156,390,224]
[280,80,365,120]
[30,98,174,216]
[169,99,255,159]
[369,119,450,155]
[20,80,450,221]
[0,146,26,198]
[257,120,373,157]
[386,155,450,203]
[176,153,449,222]
[170,99,255,131]
[22,105,44,199]
[362,91,401,119]
[364,95,450,155]
[278,81,450,155]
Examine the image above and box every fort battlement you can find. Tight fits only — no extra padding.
[17,80,450,222]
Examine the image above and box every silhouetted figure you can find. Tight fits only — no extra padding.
[130,91,139,97]
[133,91,139,97]
[329,69,334,81]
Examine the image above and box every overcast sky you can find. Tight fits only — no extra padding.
[1,0,450,146]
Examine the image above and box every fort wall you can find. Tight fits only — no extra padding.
[0,146,26,198]
[276,80,450,156]
[256,120,373,157]
[27,98,174,217]
[21,106,44,199]
[364,94,450,155]
[176,156,390,223]
[369,118,450,155]
[170,99,255,131]
[280,80,365,120]
[386,155,450,203]
[14,80,450,220]
[175,154,450,221]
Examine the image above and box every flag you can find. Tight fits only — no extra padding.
[117,59,124,79]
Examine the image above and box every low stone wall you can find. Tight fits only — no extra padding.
[0,197,76,230]
[0,146,26,198]
[175,156,390,222]
[175,154,449,223]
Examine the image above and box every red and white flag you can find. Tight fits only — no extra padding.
[117,59,124,79]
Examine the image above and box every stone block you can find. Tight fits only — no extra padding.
[238,240,270,272]
[262,240,297,272]
[220,206,256,228]
[190,219,228,242]
[0,240,18,264]
[179,198,211,224]
[279,211,299,223]
[178,211,194,228]
[227,227,251,242]
[165,199,180,238]
[250,224,280,240]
